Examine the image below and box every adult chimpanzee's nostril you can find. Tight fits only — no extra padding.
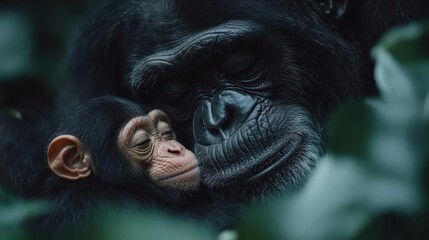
[201,101,231,130]
[193,90,258,145]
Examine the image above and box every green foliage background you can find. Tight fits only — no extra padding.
[238,20,429,240]
[1,2,429,239]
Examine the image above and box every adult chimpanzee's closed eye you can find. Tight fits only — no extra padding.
[39,96,200,236]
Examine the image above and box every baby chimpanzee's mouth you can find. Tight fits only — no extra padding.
[159,164,200,182]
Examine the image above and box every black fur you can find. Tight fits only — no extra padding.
[1,0,429,235]
[66,0,429,202]
[11,96,238,236]
[0,78,56,196]
[67,0,357,201]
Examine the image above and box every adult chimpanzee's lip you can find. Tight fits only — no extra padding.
[159,165,200,182]
[241,136,303,185]
[200,135,303,188]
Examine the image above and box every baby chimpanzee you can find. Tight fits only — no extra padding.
[39,96,200,236]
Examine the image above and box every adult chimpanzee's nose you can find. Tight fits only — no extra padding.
[193,90,257,145]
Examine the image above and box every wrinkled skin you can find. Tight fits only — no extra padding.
[69,0,429,201]
[117,110,200,190]
[41,97,203,235]
[70,0,360,201]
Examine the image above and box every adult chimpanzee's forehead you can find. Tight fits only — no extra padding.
[173,0,317,28]
[121,0,325,67]
[129,0,317,48]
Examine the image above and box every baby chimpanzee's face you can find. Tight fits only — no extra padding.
[118,110,200,190]
[47,107,200,191]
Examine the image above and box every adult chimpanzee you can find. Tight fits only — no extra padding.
[66,0,429,201]
[20,96,202,235]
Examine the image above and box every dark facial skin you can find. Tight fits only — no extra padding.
[69,0,429,201]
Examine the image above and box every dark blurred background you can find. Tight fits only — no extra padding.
[1,2,428,239]
[0,0,97,88]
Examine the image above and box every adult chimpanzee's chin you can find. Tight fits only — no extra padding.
[194,99,324,201]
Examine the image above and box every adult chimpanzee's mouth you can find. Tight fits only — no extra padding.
[197,134,303,188]
[194,102,320,191]
[241,136,303,185]
[223,136,303,187]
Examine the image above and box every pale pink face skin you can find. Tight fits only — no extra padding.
[118,110,200,190]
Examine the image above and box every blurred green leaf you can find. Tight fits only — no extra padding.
[0,188,47,240]
[4,108,23,120]
[238,20,429,240]
[0,200,46,225]
[377,20,429,63]
[218,230,239,240]
[85,208,216,240]
[372,20,429,103]
[0,12,34,80]
[327,102,375,159]
[237,205,283,240]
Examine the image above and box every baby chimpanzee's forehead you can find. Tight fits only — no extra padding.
[56,97,146,140]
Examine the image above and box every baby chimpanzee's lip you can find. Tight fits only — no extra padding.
[159,165,200,182]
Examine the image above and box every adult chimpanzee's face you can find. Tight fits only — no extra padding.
[80,0,361,200]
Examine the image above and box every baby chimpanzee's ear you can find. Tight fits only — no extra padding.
[47,135,92,180]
